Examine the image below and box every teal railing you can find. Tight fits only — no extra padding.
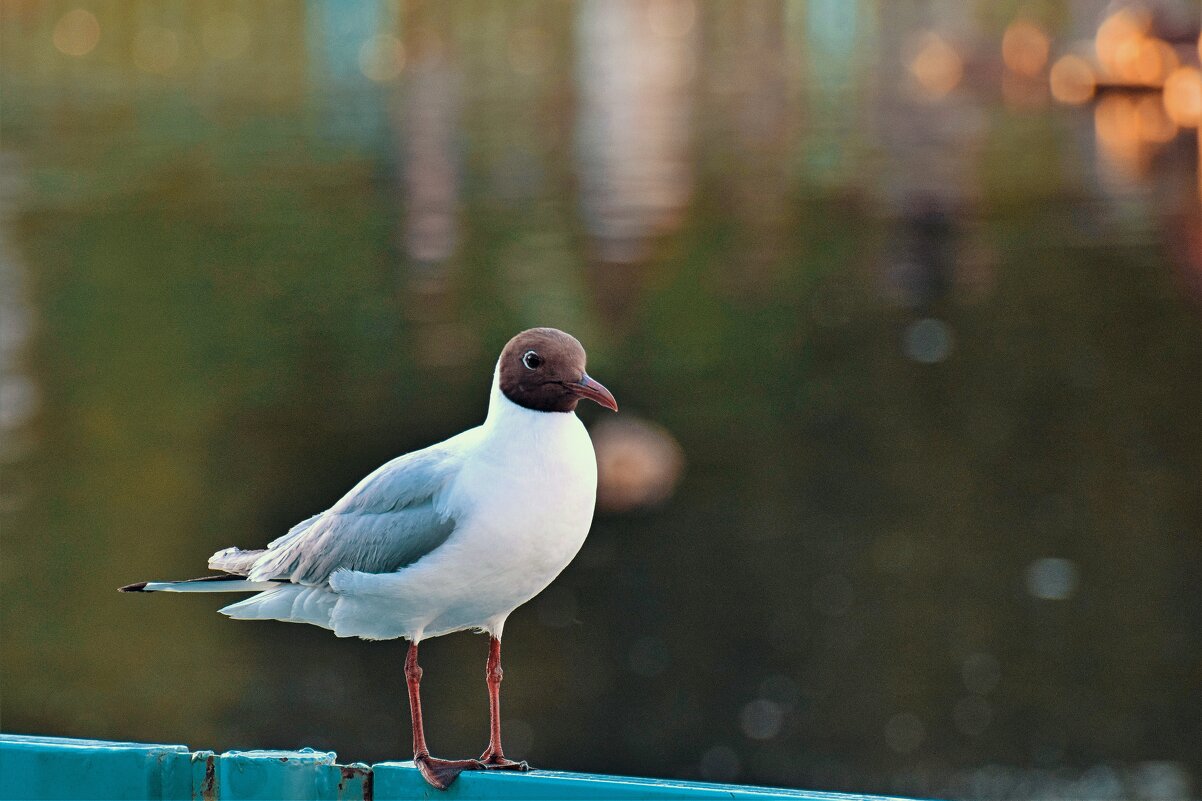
[0,734,915,800]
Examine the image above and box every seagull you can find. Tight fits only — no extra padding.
[120,327,618,789]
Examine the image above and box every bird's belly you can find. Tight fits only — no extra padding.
[330,499,592,640]
[460,478,593,599]
[417,449,596,634]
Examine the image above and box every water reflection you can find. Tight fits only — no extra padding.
[0,153,38,458]
[576,0,696,264]
[1,2,1201,800]
[1045,4,1202,203]
[401,23,460,268]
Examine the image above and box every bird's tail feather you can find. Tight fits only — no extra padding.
[207,546,266,575]
[119,575,279,593]
[219,584,337,631]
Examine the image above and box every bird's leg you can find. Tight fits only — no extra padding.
[405,641,480,790]
[478,636,529,770]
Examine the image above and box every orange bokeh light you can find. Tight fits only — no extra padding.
[1049,55,1096,105]
[1002,20,1050,78]
[1096,7,1150,78]
[1135,39,1177,86]
[1163,67,1202,127]
[908,32,962,100]
[1094,7,1176,88]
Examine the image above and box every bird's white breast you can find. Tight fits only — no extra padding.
[432,398,598,625]
[457,398,598,566]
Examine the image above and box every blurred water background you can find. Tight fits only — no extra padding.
[2,2,1201,799]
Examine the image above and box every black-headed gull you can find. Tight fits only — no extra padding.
[121,327,618,789]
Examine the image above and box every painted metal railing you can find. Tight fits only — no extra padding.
[0,734,914,800]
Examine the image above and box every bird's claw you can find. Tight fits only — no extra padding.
[414,755,482,790]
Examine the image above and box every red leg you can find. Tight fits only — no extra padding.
[404,641,480,789]
[478,636,529,770]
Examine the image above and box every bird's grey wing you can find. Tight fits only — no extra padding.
[213,436,468,585]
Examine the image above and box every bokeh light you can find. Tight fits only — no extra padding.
[908,32,962,100]
[1163,67,1202,127]
[740,699,784,741]
[1095,7,1151,82]
[1025,557,1079,601]
[592,417,684,513]
[359,34,405,82]
[1002,20,1050,78]
[902,318,953,364]
[51,9,100,57]
[1049,54,1096,104]
[1093,7,1180,89]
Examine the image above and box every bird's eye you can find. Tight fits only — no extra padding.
[522,350,543,370]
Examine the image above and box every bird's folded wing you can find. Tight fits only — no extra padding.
[218,438,468,586]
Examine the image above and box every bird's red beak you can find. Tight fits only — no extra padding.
[571,374,618,412]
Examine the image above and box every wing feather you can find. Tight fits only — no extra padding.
[212,435,470,586]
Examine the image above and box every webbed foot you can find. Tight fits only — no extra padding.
[477,750,529,771]
[415,755,482,789]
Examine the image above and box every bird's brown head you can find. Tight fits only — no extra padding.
[498,328,618,414]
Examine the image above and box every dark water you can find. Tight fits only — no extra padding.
[2,2,1201,799]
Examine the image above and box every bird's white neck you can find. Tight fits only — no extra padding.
[483,361,578,433]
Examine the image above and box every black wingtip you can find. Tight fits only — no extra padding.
[119,582,149,593]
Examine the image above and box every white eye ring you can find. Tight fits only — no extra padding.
[522,350,543,370]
